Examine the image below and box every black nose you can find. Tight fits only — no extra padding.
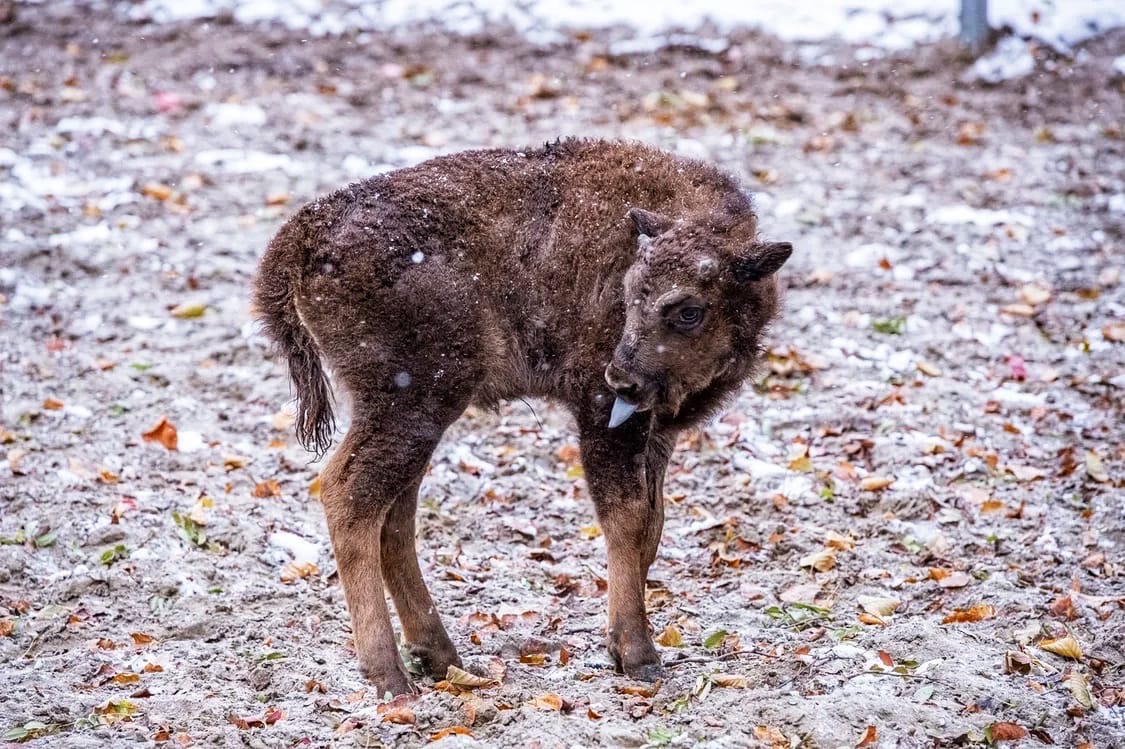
[605,363,644,401]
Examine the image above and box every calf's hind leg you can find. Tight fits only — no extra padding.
[381,476,462,678]
[320,408,458,695]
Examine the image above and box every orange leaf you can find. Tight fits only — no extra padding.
[528,692,565,710]
[860,476,894,491]
[429,726,471,742]
[0,619,13,637]
[43,397,64,410]
[857,725,878,746]
[615,682,660,698]
[130,632,156,645]
[253,479,281,498]
[877,651,893,667]
[142,418,178,451]
[112,673,141,685]
[380,707,416,725]
[941,604,995,624]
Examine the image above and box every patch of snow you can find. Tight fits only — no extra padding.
[269,530,321,565]
[928,205,1034,227]
[117,0,1125,54]
[967,35,1035,82]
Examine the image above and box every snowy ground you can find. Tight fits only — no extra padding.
[1,1,1124,747]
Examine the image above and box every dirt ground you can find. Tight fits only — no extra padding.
[1,3,1123,747]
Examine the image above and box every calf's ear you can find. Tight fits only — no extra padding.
[732,241,792,283]
[627,207,674,237]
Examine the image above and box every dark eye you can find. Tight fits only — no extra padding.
[675,306,704,328]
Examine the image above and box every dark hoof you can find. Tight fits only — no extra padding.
[407,642,463,680]
[624,661,665,682]
[360,661,418,697]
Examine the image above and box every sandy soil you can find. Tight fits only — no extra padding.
[1,3,1123,747]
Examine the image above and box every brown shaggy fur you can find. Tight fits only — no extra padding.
[254,139,791,695]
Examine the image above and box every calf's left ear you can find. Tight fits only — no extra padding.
[732,241,793,283]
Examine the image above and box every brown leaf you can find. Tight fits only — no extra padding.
[142,418,178,451]
[0,619,13,637]
[988,722,1028,742]
[753,726,789,749]
[142,182,174,201]
[112,673,141,685]
[656,624,683,647]
[710,673,748,688]
[615,682,661,698]
[130,632,156,645]
[941,604,995,624]
[856,725,878,747]
[1102,320,1125,343]
[877,650,894,667]
[445,664,499,689]
[43,397,64,410]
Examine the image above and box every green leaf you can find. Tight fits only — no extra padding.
[646,727,677,747]
[872,316,906,335]
[100,544,129,566]
[913,684,935,702]
[34,529,57,548]
[703,630,728,649]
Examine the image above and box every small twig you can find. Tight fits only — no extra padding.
[665,647,782,668]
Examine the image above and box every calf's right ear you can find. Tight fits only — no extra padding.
[731,241,793,283]
[627,208,674,238]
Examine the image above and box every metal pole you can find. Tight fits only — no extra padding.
[959,0,989,54]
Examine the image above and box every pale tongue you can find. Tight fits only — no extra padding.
[608,397,639,428]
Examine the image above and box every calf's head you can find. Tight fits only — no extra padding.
[605,207,792,428]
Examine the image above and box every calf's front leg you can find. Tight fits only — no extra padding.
[579,416,674,679]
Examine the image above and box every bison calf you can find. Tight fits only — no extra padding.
[254,139,791,695]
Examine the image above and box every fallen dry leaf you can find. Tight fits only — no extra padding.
[860,476,894,491]
[941,604,995,624]
[856,725,878,746]
[170,302,206,319]
[1102,320,1125,343]
[987,722,1028,742]
[0,619,13,637]
[710,673,748,688]
[142,418,178,451]
[252,480,281,498]
[43,397,64,410]
[527,692,564,711]
[656,624,683,647]
[1063,671,1093,709]
[445,664,499,689]
[753,726,788,748]
[1085,451,1109,483]
[130,632,156,645]
[1039,635,1083,660]
[379,706,416,725]
[1019,284,1051,306]
[799,548,836,572]
[824,530,855,550]
[430,726,471,742]
[857,596,900,617]
[938,571,972,589]
[280,561,318,584]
